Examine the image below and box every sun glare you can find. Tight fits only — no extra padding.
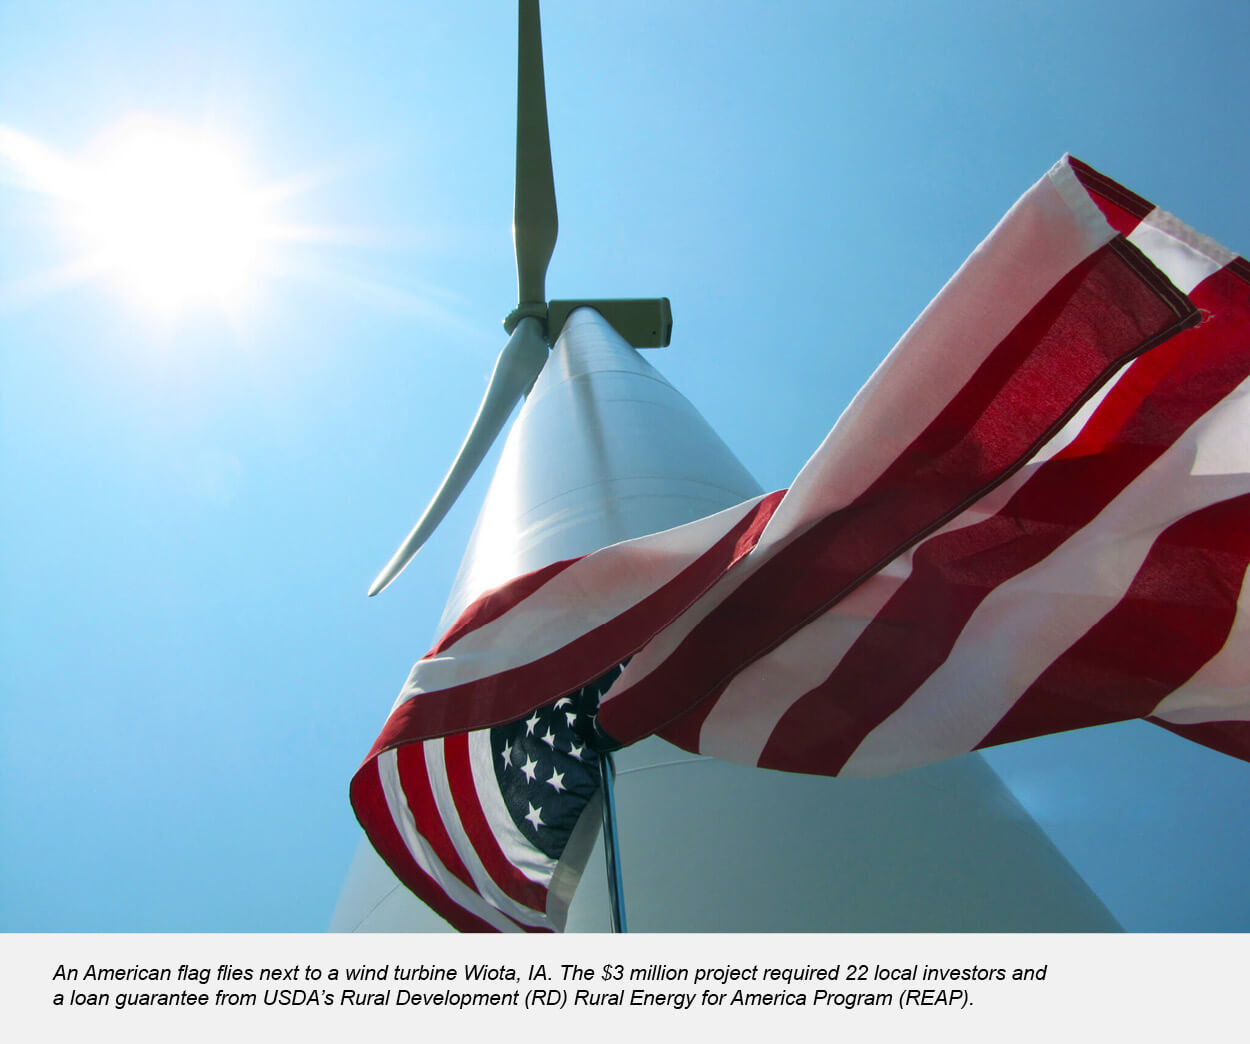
[0,117,270,318]
[2,116,436,327]
[74,118,264,315]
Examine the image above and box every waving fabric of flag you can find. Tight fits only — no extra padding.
[351,156,1250,931]
[351,668,619,932]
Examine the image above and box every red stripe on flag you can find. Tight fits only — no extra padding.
[1148,718,1250,762]
[1069,156,1153,235]
[979,493,1250,749]
[656,679,729,753]
[348,759,502,933]
[611,239,1198,746]
[442,732,550,915]
[431,558,579,656]
[367,489,785,752]
[393,743,477,892]
[759,265,1250,774]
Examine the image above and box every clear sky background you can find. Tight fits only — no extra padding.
[1,0,1248,932]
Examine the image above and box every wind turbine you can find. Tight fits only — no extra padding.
[333,0,1118,932]
[367,1,671,600]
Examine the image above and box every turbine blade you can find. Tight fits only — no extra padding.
[513,0,557,310]
[368,318,549,596]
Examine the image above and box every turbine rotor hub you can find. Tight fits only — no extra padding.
[503,300,549,335]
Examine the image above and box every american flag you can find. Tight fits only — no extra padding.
[352,156,1250,930]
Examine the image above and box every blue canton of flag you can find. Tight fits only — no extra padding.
[491,665,621,859]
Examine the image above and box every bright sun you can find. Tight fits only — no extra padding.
[73,117,264,315]
[0,116,272,318]
[3,116,421,326]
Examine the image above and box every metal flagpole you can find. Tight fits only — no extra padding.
[598,752,627,933]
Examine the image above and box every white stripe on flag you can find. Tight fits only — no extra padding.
[1153,576,1250,725]
[376,748,521,933]
[1127,209,1236,294]
[1190,372,1250,478]
[466,729,559,888]
[424,739,549,928]
[696,563,900,765]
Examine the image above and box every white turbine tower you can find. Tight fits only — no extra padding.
[332,0,1118,933]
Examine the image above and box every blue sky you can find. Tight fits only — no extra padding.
[1,0,1248,931]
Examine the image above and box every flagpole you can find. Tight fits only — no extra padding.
[598,752,627,933]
